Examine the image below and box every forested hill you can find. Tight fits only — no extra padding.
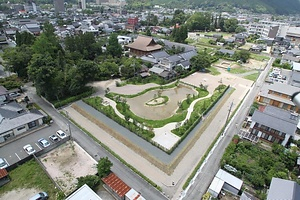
[127,0,300,14]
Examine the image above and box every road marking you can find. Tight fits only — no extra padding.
[35,143,42,150]
[15,153,21,160]
[4,158,10,166]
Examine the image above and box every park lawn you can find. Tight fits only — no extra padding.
[229,67,249,74]
[0,159,63,200]
[250,53,270,61]
[208,66,221,75]
[201,31,232,38]
[244,72,259,81]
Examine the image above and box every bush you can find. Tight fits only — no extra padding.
[53,87,94,108]
[76,175,100,190]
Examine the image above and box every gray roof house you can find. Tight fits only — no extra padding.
[267,177,300,200]
[281,54,300,64]
[218,49,235,56]
[290,62,300,87]
[250,105,299,146]
[140,51,170,64]
[0,102,44,143]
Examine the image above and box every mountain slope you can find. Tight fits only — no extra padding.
[149,0,300,14]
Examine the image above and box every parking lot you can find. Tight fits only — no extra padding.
[0,121,69,168]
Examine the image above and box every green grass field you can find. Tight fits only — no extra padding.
[244,72,259,81]
[228,67,249,74]
[0,159,64,200]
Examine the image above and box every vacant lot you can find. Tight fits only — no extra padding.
[0,159,62,200]
[126,84,197,120]
[41,141,97,195]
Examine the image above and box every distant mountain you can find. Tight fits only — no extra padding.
[147,0,300,14]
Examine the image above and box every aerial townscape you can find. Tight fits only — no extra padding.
[1,0,300,199]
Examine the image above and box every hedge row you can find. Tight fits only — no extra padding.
[53,88,94,108]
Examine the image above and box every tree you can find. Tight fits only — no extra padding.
[223,18,239,33]
[190,52,211,71]
[172,10,187,25]
[97,157,113,178]
[2,45,33,79]
[233,50,250,63]
[171,25,188,43]
[120,57,142,78]
[15,31,35,46]
[76,175,100,190]
[106,33,122,58]
[186,12,212,31]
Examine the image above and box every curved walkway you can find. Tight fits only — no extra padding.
[100,84,213,151]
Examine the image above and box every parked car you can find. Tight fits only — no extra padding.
[38,138,50,148]
[29,192,48,200]
[56,130,67,139]
[0,158,9,169]
[23,144,36,155]
[49,134,59,143]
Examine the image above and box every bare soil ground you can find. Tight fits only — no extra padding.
[0,188,40,200]
[127,84,196,120]
[214,59,266,70]
[41,141,98,195]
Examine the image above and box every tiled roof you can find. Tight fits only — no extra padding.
[102,173,131,197]
[126,35,162,52]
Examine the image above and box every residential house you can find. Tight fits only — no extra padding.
[290,62,300,87]
[0,86,9,105]
[125,35,162,56]
[0,102,44,143]
[234,33,246,44]
[20,23,41,35]
[281,54,300,65]
[218,49,235,57]
[267,177,300,200]
[208,169,243,198]
[102,172,131,200]
[257,82,299,113]
[250,105,298,146]
[140,51,170,64]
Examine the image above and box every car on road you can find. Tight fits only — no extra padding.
[56,130,67,139]
[23,144,36,155]
[29,191,48,200]
[0,158,9,169]
[38,138,50,148]
[49,134,59,143]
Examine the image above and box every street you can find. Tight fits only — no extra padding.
[181,57,274,199]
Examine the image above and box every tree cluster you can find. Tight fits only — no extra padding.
[2,22,141,102]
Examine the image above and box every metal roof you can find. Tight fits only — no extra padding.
[215,169,243,190]
[292,62,300,71]
[66,184,102,200]
[252,105,298,135]
[267,178,300,200]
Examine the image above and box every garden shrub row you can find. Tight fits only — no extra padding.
[83,97,155,141]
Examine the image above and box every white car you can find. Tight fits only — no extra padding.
[38,138,50,148]
[49,134,59,143]
[56,130,67,139]
[0,158,9,169]
[23,144,36,155]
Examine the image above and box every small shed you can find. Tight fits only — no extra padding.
[208,169,243,197]
[66,184,102,200]
[125,188,146,200]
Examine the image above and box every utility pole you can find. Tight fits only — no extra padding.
[225,101,234,125]
[65,111,73,141]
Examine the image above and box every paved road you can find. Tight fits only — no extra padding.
[182,57,274,199]
[23,84,167,200]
